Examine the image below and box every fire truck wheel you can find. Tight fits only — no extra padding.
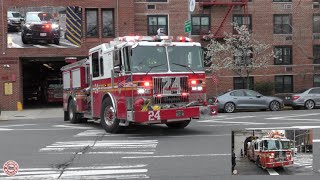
[68,100,80,124]
[166,120,191,129]
[224,102,236,113]
[100,99,122,133]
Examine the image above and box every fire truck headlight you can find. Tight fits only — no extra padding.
[197,86,203,91]
[191,86,203,92]
[52,23,59,30]
[137,88,145,94]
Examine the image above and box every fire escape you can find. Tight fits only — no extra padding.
[200,0,248,40]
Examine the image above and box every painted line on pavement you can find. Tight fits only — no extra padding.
[0,128,12,131]
[246,126,320,130]
[266,113,320,120]
[267,168,279,175]
[198,120,265,124]
[313,139,320,142]
[199,116,255,121]
[122,153,230,159]
[0,124,37,128]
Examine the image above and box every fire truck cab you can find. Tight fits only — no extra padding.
[61,34,218,133]
[247,132,293,169]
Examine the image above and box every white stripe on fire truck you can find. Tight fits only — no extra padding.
[0,164,149,179]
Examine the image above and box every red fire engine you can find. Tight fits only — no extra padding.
[246,131,293,169]
[61,34,218,133]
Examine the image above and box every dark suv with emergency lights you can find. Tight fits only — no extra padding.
[21,12,60,44]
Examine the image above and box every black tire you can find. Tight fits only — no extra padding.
[100,98,122,133]
[21,33,28,44]
[64,111,69,121]
[269,100,281,111]
[166,120,191,129]
[54,38,60,45]
[224,102,236,113]
[68,100,80,124]
[256,156,261,168]
[305,100,315,110]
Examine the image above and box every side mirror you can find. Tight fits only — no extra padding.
[114,66,121,73]
[256,95,262,98]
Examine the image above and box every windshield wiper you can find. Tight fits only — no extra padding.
[146,64,166,75]
[171,63,195,74]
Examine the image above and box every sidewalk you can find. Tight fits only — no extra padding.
[0,108,64,121]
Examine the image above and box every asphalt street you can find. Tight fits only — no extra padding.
[0,109,320,179]
[7,31,79,48]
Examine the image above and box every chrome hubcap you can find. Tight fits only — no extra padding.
[104,106,115,126]
[271,101,279,111]
[225,103,234,113]
[306,101,314,109]
[69,105,74,120]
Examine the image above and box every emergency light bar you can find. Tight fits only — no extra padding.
[177,36,192,42]
[116,36,155,42]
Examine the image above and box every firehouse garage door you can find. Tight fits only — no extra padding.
[21,57,84,108]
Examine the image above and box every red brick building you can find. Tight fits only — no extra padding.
[0,0,319,110]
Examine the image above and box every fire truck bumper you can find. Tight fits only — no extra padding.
[134,105,218,123]
[265,160,294,168]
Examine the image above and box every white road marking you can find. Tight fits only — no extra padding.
[39,140,158,152]
[198,120,265,124]
[313,139,320,142]
[53,124,93,129]
[122,153,230,159]
[60,41,80,47]
[33,45,48,48]
[0,124,37,128]
[199,116,255,121]
[246,126,320,130]
[267,168,279,175]
[48,44,65,48]
[0,128,13,131]
[266,113,320,120]
[0,165,149,179]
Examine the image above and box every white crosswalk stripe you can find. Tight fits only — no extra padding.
[33,45,48,48]
[0,164,149,179]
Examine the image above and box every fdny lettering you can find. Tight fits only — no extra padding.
[162,77,181,94]
[148,111,160,121]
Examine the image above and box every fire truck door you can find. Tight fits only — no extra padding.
[91,51,104,117]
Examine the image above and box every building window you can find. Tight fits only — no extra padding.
[274,46,292,65]
[233,77,254,90]
[191,15,210,35]
[234,48,253,66]
[85,9,98,37]
[275,75,293,93]
[314,14,320,33]
[102,9,114,38]
[148,15,168,35]
[147,0,167,2]
[273,0,292,2]
[233,14,252,32]
[315,75,320,87]
[313,45,320,64]
[274,14,292,34]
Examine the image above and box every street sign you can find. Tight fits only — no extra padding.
[189,0,195,12]
[184,20,191,33]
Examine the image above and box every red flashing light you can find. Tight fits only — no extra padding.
[182,92,188,96]
[191,80,197,85]
[144,82,150,87]
[45,24,50,28]
[292,96,300,101]
[156,94,162,98]
[177,36,192,42]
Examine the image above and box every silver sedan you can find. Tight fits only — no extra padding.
[217,89,284,113]
[291,87,320,110]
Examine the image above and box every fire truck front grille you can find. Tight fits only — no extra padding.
[153,76,189,95]
[153,95,189,104]
[275,151,287,161]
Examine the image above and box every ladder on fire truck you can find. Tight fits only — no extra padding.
[199,0,249,39]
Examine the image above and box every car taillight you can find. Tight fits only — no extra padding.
[292,96,300,100]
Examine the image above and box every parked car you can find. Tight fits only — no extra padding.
[21,12,60,44]
[7,11,24,32]
[290,87,320,110]
[217,89,284,113]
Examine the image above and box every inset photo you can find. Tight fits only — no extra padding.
[7,6,82,48]
[232,129,313,175]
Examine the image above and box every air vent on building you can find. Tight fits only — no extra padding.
[285,36,292,40]
[285,67,292,72]
[147,4,156,10]
[283,4,292,9]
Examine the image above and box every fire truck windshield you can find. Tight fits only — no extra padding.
[168,46,203,72]
[131,45,204,73]
[131,46,168,73]
[263,140,291,150]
